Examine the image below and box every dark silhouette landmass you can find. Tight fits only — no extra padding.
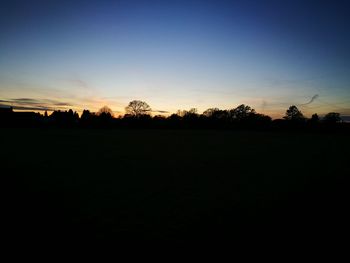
[2,100,349,243]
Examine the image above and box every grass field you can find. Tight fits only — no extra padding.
[2,128,349,242]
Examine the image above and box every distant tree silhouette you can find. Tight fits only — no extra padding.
[1,101,348,131]
[168,113,182,127]
[307,113,320,127]
[182,108,199,122]
[169,113,181,120]
[74,112,79,120]
[311,113,320,122]
[80,109,94,127]
[153,115,166,122]
[184,108,198,117]
[246,113,272,127]
[176,110,187,117]
[125,100,151,117]
[95,106,114,127]
[203,108,218,117]
[203,108,227,118]
[323,112,341,123]
[230,104,255,121]
[81,110,92,121]
[97,106,114,118]
[49,109,79,127]
[203,108,229,122]
[284,105,305,121]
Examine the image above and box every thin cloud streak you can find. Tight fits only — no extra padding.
[0,95,126,113]
[66,76,91,90]
[151,110,170,114]
[0,98,73,112]
[0,98,72,106]
[0,104,57,111]
[299,94,319,106]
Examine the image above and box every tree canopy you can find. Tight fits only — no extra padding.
[97,106,114,118]
[284,105,305,121]
[230,104,256,121]
[125,100,151,117]
[323,112,341,123]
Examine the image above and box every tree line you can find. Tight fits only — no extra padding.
[0,100,348,131]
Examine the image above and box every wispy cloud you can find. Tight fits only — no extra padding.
[299,94,319,106]
[152,110,170,114]
[0,104,57,111]
[0,98,72,111]
[66,77,91,90]
[62,73,97,92]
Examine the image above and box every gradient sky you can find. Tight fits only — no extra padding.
[1,0,350,118]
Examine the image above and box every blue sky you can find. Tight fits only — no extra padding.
[1,0,349,117]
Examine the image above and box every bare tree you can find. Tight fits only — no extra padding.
[125,100,151,117]
[97,106,114,118]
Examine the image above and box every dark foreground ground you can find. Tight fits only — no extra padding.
[2,128,349,243]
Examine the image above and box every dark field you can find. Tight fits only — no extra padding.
[2,128,349,242]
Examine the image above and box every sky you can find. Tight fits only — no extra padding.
[1,0,350,118]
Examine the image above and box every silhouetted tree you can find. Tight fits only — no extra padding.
[311,113,319,122]
[49,109,78,127]
[187,108,198,115]
[125,100,151,117]
[307,113,320,127]
[203,108,229,119]
[169,113,181,120]
[95,106,114,127]
[246,113,272,127]
[183,108,198,120]
[230,104,255,121]
[175,110,187,117]
[153,115,166,122]
[81,110,91,120]
[323,112,341,123]
[97,106,114,118]
[168,113,182,127]
[284,105,305,121]
[203,108,219,117]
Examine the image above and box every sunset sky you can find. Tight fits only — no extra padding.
[1,0,350,118]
